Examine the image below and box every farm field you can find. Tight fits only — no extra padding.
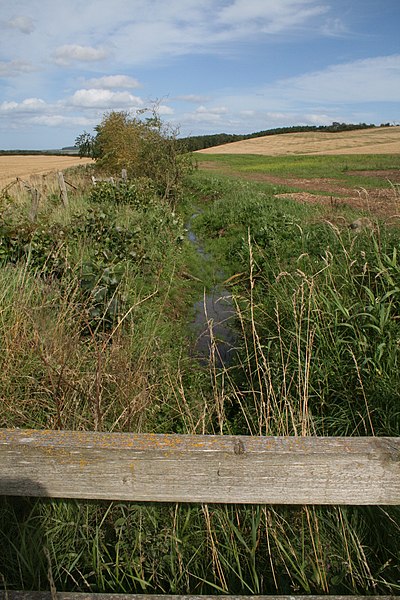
[197,152,400,219]
[197,125,400,155]
[0,154,93,187]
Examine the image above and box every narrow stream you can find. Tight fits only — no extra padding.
[187,215,237,367]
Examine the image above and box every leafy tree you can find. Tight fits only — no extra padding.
[81,109,193,203]
[74,131,97,158]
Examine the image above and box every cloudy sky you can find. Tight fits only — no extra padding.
[0,0,399,149]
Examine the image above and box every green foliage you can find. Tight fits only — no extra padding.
[1,166,400,595]
[0,219,70,277]
[74,130,97,158]
[192,173,400,440]
[80,262,126,329]
[1,497,398,594]
[89,178,158,207]
[84,110,194,202]
[0,176,185,333]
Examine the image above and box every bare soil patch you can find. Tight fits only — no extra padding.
[0,155,93,188]
[347,169,400,182]
[200,160,400,219]
[274,190,400,220]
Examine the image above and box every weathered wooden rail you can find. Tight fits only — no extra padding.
[0,429,399,599]
[0,429,399,504]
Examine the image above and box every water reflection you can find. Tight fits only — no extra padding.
[192,286,237,367]
[187,216,237,367]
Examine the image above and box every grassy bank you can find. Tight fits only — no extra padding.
[0,165,399,594]
[188,172,400,437]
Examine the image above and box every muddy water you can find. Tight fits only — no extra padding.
[192,287,237,367]
[188,216,237,367]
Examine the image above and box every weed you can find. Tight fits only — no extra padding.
[1,166,399,595]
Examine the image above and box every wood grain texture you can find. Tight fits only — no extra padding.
[0,429,399,504]
[0,594,396,600]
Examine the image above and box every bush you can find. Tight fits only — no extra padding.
[77,110,194,203]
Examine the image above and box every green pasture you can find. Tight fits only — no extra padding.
[196,153,400,189]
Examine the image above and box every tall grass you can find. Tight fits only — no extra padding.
[1,168,399,594]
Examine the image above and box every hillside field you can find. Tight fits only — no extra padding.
[0,155,93,187]
[196,125,400,155]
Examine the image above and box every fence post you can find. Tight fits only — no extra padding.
[58,171,69,207]
[121,169,127,181]
[29,188,40,222]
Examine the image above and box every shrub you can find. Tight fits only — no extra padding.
[77,110,194,203]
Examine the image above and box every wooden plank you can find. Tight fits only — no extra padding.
[0,429,399,504]
[0,594,396,600]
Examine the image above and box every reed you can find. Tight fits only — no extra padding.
[1,167,399,594]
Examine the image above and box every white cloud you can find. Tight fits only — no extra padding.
[54,44,108,66]
[269,55,400,104]
[30,115,96,127]
[321,17,348,37]
[7,15,35,34]
[196,105,227,115]
[185,105,229,124]
[0,102,19,112]
[0,59,36,77]
[0,1,344,75]
[70,88,143,109]
[0,1,398,147]
[84,75,141,89]
[206,54,400,126]
[305,113,334,125]
[218,0,328,32]
[176,94,210,103]
[106,0,334,66]
[265,111,294,120]
[157,104,174,115]
[0,98,46,113]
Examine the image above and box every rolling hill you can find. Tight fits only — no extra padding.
[196,126,400,156]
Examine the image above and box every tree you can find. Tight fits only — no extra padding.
[74,131,97,158]
[83,109,193,202]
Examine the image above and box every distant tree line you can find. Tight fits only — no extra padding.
[179,122,395,152]
[0,148,78,156]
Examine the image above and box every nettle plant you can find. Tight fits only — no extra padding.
[90,178,158,208]
[79,261,127,330]
[0,219,70,278]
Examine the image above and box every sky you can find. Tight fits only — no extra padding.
[0,0,399,149]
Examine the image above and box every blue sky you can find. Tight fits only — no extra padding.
[0,0,399,149]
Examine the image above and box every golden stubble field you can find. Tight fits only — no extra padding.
[197,126,400,155]
[0,155,93,188]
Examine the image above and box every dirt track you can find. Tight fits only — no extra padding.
[0,155,93,187]
[197,126,400,156]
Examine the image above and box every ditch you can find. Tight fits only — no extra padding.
[186,212,237,367]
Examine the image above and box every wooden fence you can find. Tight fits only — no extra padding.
[0,428,399,599]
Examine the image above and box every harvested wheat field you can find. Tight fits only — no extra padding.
[197,126,400,155]
[0,155,93,188]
